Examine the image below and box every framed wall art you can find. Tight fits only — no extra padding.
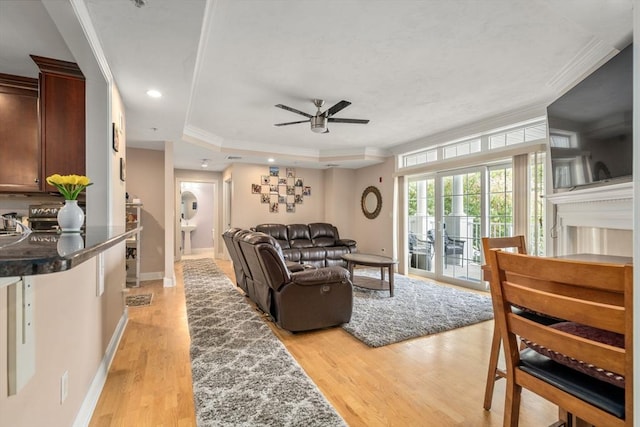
[112,122,121,152]
[119,157,126,181]
[253,166,311,213]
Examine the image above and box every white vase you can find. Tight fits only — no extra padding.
[57,200,84,233]
[57,233,85,256]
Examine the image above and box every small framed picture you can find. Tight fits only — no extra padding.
[270,195,279,213]
[119,157,126,181]
[112,122,121,152]
[252,184,261,194]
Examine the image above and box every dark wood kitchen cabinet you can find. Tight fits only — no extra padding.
[0,57,85,194]
[31,55,86,192]
[0,74,41,192]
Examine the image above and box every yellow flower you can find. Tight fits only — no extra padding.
[46,174,93,200]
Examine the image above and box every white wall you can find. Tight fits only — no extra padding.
[323,168,356,238]
[225,163,327,229]
[126,148,165,278]
[352,158,396,256]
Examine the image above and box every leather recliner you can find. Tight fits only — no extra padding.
[221,228,248,293]
[237,230,353,332]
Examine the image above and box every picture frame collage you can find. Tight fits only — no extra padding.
[252,166,311,213]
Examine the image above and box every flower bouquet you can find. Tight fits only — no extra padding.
[46,174,92,200]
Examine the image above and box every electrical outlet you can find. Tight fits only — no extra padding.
[60,370,69,404]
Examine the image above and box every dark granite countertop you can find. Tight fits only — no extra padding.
[0,226,140,277]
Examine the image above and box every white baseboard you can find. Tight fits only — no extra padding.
[163,273,176,287]
[72,311,128,427]
[139,271,163,282]
[190,247,214,254]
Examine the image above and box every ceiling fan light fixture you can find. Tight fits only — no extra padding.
[310,115,327,133]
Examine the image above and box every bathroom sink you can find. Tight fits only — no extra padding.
[181,224,196,254]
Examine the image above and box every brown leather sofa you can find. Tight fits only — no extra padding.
[223,228,353,332]
[254,223,357,268]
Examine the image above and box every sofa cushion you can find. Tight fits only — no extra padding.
[282,248,301,262]
[255,223,290,249]
[297,247,325,268]
[522,322,625,388]
[309,223,338,247]
[287,224,314,248]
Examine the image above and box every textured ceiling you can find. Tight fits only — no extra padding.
[1,0,633,171]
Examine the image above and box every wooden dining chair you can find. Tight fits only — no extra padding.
[481,235,528,410]
[486,250,633,427]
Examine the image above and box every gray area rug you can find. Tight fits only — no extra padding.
[182,258,346,427]
[342,269,494,347]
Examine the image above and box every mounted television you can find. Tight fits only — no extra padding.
[547,43,633,190]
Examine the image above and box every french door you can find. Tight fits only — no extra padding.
[408,163,513,289]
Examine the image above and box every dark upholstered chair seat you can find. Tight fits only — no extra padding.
[520,349,625,418]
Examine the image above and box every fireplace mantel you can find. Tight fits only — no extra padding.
[546,181,633,255]
[546,181,633,206]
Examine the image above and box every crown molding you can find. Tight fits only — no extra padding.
[68,0,113,84]
[390,102,548,156]
[546,37,618,94]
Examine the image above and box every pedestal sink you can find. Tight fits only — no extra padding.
[181,224,197,255]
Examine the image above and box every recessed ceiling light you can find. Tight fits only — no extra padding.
[201,159,209,168]
[146,89,162,98]
[267,158,275,163]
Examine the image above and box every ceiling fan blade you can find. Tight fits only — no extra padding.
[328,118,370,124]
[274,119,310,127]
[324,100,351,117]
[275,104,312,118]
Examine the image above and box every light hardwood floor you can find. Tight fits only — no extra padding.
[90,257,558,426]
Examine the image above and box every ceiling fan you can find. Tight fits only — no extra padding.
[274,99,369,133]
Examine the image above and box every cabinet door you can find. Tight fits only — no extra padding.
[0,75,40,192]
[31,56,86,192]
[40,73,86,187]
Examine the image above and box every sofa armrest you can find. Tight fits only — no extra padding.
[336,238,357,247]
[291,266,351,286]
[285,260,306,273]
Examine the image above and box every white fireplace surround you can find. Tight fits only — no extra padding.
[546,181,633,256]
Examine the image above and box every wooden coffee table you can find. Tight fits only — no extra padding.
[342,253,398,297]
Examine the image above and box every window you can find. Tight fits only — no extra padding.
[400,120,546,169]
[403,148,437,168]
[442,139,481,159]
[488,165,513,238]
